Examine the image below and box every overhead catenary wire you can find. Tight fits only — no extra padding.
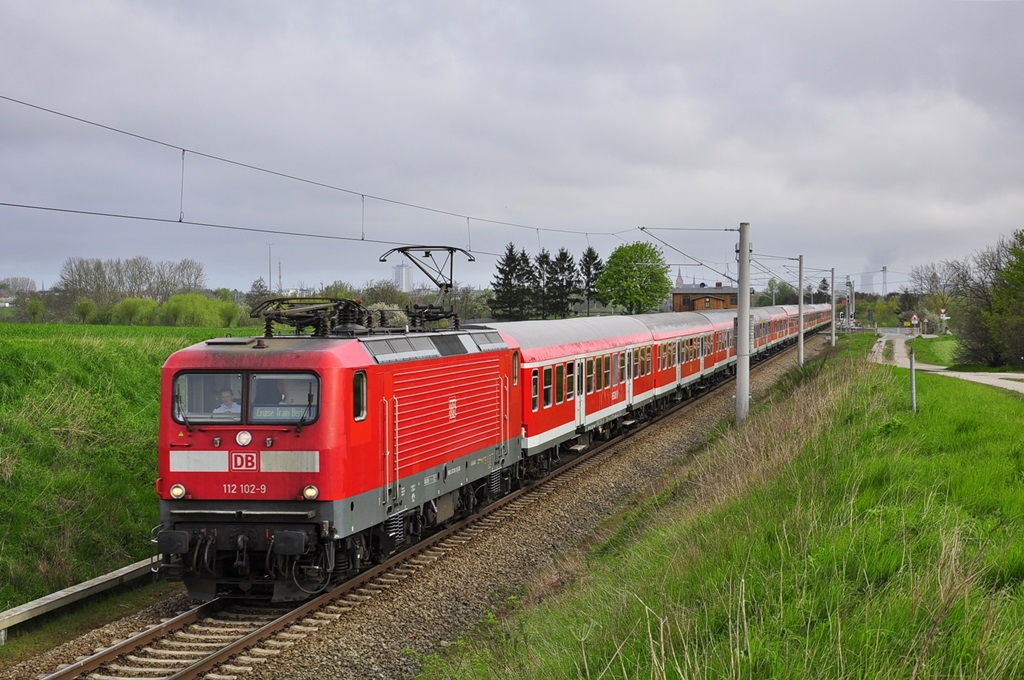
[0,201,508,256]
[640,227,737,284]
[2,93,815,280]
[0,93,626,240]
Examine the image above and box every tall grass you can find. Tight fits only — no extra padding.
[0,325,234,610]
[421,342,1024,678]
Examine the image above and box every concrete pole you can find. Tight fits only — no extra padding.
[830,267,836,347]
[797,254,805,366]
[850,278,856,322]
[736,222,751,425]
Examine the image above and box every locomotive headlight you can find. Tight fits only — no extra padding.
[302,485,320,501]
[169,483,187,499]
[236,430,253,446]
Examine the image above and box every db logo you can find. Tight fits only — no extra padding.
[230,451,258,471]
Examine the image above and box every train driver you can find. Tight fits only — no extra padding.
[213,388,241,414]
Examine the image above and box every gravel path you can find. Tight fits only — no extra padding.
[3,337,826,680]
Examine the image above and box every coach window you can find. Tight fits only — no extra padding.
[543,366,553,408]
[566,363,575,400]
[512,351,520,386]
[603,355,611,389]
[555,364,564,404]
[611,352,618,387]
[619,353,627,383]
[586,358,595,394]
[531,369,539,411]
[353,371,367,421]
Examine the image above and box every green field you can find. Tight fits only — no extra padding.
[0,324,245,612]
[421,336,1024,679]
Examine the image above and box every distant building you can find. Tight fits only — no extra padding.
[393,263,414,293]
[672,282,747,312]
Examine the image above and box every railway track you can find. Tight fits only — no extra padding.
[38,421,655,679]
[33,338,826,680]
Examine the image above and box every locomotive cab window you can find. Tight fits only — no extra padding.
[171,371,320,425]
[173,372,244,424]
[249,373,321,424]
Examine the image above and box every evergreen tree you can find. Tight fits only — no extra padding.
[533,249,553,319]
[548,247,582,318]
[817,277,830,301]
[488,243,534,320]
[579,246,605,315]
[244,277,272,311]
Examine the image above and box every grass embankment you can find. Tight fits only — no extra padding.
[0,325,236,613]
[906,335,958,367]
[422,336,1024,678]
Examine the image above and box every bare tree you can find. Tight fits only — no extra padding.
[175,258,207,292]
[910,262,955,315]
[122,256,155,298]
[0,277,37,293]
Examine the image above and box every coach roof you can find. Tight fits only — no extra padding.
[488,316,652,361]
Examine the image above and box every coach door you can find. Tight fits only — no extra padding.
[625,349,634,406]
[675,340,682,384]
[575,359,586,430]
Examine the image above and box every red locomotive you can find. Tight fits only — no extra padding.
[155,297,832,601]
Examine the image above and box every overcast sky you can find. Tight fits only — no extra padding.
[2,0,1022,296]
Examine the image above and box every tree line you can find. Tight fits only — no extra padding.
[488,241,673,319]
[944,230,1024,367]
[0,256,496,327]
[5,232,1024,368]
